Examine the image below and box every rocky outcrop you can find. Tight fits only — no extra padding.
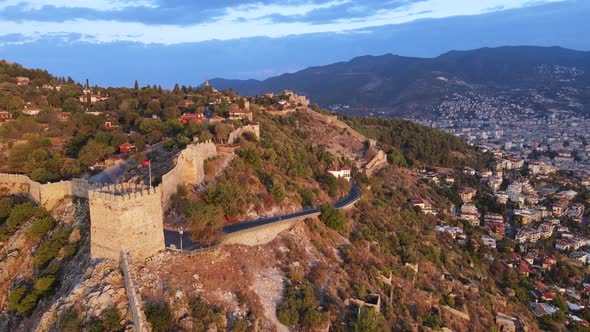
[35,260,132,331]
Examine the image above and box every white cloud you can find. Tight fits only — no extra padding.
[0,0,157,11]
[0,0,567,45]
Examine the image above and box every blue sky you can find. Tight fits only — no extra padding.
[0,0,587,86]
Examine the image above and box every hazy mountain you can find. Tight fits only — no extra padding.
[210,46,590,116]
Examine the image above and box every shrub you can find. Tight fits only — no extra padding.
[34,227,70,268]
[58,307,82,332]
[277,280,329,329]
[231,319,249,332]
[354,307,388,332]
[102,306,122,331]
[27,217,56,239]
[6,202,46,231]
[8,286,27,311]
[0,197,14,222]
[299,189,314,207]
[242,131,258,142]
[318,203,345,231]
[33,275,56,295]
[145,302,173,332]
[16,292,40,315]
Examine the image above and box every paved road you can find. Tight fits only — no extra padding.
[89,160,137,184]
[164,182,363,251]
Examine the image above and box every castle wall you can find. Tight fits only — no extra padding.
[227,124,260,145]
[90,185,165,261]
[161,141,217,206]
[365,150,388,176]
[120,253,149,332]
[0,173,46,206]
[0,174,100,210]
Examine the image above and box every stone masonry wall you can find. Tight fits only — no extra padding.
[227,124,260,145]
[223,212,319,247]
[90,185,165,261]
[0,174,100,210]
[0,173,34,197]
[120,253,149,332]
[364,150,388,176]
[160,141,217,206]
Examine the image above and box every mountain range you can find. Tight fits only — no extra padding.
[210,46,590,117]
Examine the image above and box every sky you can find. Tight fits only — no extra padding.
[0,0,588,87]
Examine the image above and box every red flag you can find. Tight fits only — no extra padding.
[141,160,150,167]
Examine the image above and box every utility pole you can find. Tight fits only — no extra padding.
[179,230,184,250]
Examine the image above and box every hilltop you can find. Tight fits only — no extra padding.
[0,61,589,332]
[210,46,590,117]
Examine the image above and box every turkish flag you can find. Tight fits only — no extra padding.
[141,160,150,167]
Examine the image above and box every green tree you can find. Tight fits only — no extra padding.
[184,202,224,244]
[318,203,345,231]
[78,140,114,167]
[213,123,232,142]
[354,308,388,332]
[145,302,173,332]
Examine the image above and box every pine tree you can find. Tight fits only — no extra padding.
[134,80,139,90]
[173,84,180,93]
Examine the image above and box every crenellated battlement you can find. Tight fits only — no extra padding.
[89,184,161,204]
[89,183,164,261]
[0,173,32,182]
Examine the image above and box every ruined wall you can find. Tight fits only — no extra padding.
[364,150,388,176]
[227,124,261,145]
[120,253,149,332]
[89,185,165,261]
[160,141,217,206]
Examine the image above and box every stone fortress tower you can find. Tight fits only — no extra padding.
[89,183,164,261]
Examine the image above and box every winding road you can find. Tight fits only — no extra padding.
[164,182,363,251]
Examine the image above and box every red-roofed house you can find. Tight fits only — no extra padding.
[179,113,204,125]
[411,197,436,215]
[119,143,136,154]
[178,99,194,107]
[0,111,12,121]
[327,165,351,181]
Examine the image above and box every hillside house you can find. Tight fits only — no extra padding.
[458,187,477,202]
[118,143,136,154]
[178,99,194,108]
[0,111,12,121]
[16,76,30,85]
[228,109,253,122]
[79,94,108,104]
[21,107,41,116]
[460,203,481,226]
[411,197,436,215]
[179,113,204,125]
[484,213,505,239]
[327,165,351,181]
